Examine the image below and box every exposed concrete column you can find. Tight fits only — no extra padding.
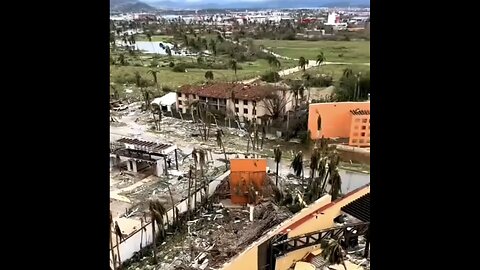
[155,161,163,177]
[127,160,132,171]
[249,204,254,222]
[132,160,138,173]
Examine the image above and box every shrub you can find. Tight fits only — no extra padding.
[162,85,174,92]
[169,61,175,67]
[261,71,281,83]
[307,75,333,87]
[150,59,159,67]
[172,64,186,72]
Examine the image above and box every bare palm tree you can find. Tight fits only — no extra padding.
[274,146,282,187]
[328,168,342,200]
[192,149,198,211]
[216,129,228,170]
[298,56,307,71]
[291,151,304,178]
[147,69,160,91]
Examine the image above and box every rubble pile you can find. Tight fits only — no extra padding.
[124,201,291,270]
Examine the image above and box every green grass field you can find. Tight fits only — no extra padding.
[253,39,370,63]
[110,57,296,92]
[284,64,370,81]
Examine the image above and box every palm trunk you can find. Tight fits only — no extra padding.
[341,260,348,270]
[201,163,208,205]
[167,186,176,230]
[110,222,117,270]
[194,161,198,211]
[187,167,192,220]
[222,141,228,170]
[151,218,157,264]
[364,226,370,258]
[247,138,250,154]
[115,233,122,267]
[320,169,330,195]
[275,161,279,187]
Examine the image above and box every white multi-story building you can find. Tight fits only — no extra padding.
[176,83,294,125]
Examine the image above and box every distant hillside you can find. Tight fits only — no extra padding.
[148,0,369,10]
[111,0,157,12]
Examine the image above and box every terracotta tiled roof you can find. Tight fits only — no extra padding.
[178,83,285,101]
[350,108,370,115]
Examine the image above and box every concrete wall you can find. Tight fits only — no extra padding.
[308,102,370,140]
[348,114,370,147]
[110,170,231,264]
[229,159,267,204]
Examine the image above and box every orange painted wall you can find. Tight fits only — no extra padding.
[308,102,370,140]
[230,159,267,205]
[349,115,370,147]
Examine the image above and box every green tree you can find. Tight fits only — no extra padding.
[118,54,126,66]
[316,51,326,66]
[229,59,238,81]
[342,68,353,78]
[205,71,214,81]
[267,55,281,71]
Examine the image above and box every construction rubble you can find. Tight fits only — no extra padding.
[125,201,292,270]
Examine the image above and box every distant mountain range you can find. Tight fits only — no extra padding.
[110,0,369,11]
[110,0,157,12]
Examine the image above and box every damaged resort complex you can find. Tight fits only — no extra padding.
[110,80,370,270]
[109,5,370,269]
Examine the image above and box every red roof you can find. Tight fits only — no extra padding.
[178,83,285,101]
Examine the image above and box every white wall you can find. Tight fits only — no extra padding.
[110,170,231,264]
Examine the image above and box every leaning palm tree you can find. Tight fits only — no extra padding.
[316,51,326,67]
[291,151,303,178]
[229,59,238,81]
[148,199,165,264]
[321,238,348,270]
[298,56,307,71]
[216,129,228,170]
[273,146,282,187]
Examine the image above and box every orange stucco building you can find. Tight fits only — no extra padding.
[308,102,370,147]
[229,159,267,205]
